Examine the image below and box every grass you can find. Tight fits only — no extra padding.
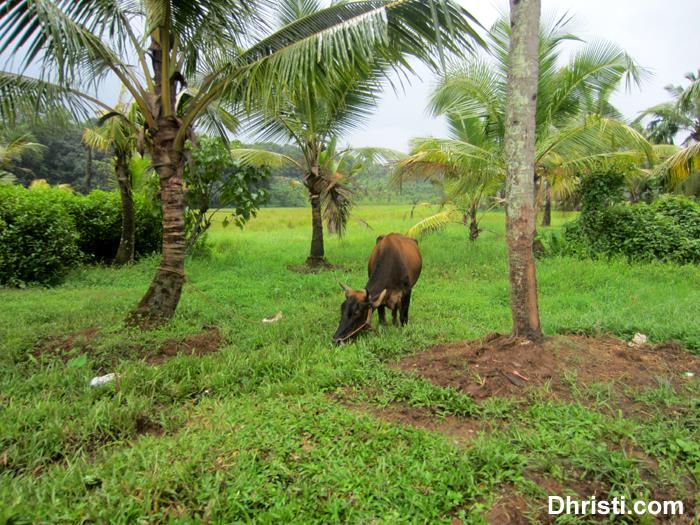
[1,205,699,523]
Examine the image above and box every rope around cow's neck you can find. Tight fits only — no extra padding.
[338,306,375,342]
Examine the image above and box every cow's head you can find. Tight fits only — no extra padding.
[333,284,386,344]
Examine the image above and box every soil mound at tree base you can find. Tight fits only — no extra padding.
[34,325,223,367]
[394,334,699,405]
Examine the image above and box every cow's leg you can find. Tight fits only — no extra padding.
[400,290,412,326]
[392,307,399,326]
[378,305,387,325]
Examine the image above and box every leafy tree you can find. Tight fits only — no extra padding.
[636,70,700,145]
[395,131,501,241]
[185,136,269,253]
[2,117,112,188]
[0,0,482,323]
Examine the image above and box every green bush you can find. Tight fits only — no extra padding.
[61,190,161,262]
[545,170,700,264]
[0,185,162,286]
[0,185,81,286]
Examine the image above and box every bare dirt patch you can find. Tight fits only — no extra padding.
[33,327,101,362]
[287,261,346,274]
[342,401,490,445]
[134,414,165,437]
[394,334,700,410]
[143,325,223,365]
[33,325,223,367]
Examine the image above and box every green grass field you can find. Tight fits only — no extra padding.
[1,205,699,523]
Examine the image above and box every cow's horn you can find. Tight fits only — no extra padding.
[339,283,352,296]
[371,289,387,308]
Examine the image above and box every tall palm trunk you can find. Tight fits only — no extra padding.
[84,146,93,192]
[114,153,135,265]
[306,162,326,266]
[503,0,542,340]
[130,116,186,323]
[468,203,479,241]
[541,179,552,227]
[308,190,325,265]
[129,37,186,325]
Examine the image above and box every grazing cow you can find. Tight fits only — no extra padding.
[332,233,422,343]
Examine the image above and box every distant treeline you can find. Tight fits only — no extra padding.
[6,121,443,206]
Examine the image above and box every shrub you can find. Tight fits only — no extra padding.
[544,170,700,265]
[0,185,80,286]
[0,185,162,286]
[60,190,161,262]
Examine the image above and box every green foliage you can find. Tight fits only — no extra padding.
[8,118,112,189]
[0,185,161,286]
[546,170,700,264]
[1,206,699,522]
[61,190,162,262]
[0,185,80,286]
[265,176,308,207]
[185,138,269,253]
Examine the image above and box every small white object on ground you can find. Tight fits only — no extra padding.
[685,372,695,378]
[89,373,117,387]
[631,333,648,346]
[262,311,283,323]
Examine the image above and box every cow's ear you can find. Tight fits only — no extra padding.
[370,289,387,308]
[340,283,353,297]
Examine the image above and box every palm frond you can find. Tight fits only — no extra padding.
[655,142,700,189]
[81,126,112,152]
[203,0,483,120]
[0,0,135,88]
[277,0,322,26]
[352,146,406,164]
[230,147,303,169]
[321,172,353,237]
[0,170,17,185]
[406,209,459,238]
[0,71,116,125]
[0,133,44,167]
[679,73,700,113]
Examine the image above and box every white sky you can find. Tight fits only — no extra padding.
[3,1,698,152]
[345,0,700,151]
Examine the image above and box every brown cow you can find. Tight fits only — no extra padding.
[332,233,422,343]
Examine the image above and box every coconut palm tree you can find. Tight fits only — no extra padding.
[0,0,482,324]
[639,72,700,193]
[636,71,700,146]
[394,128,501,241]
[233,0,475,267]
[232,136,395,249]
[398,14,652,232]
[82,96,142,264]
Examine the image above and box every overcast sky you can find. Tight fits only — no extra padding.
[345,0,700,151]
[3,1,698,151]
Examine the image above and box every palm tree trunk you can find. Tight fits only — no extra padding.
[308,189,326,265]
[84,146,93,193]
[305,159,326,266]
[129,116,186,325]
[541,180,552,227]
[503,0,542,341]
[468,204,479,241]
[114,153,135,265]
